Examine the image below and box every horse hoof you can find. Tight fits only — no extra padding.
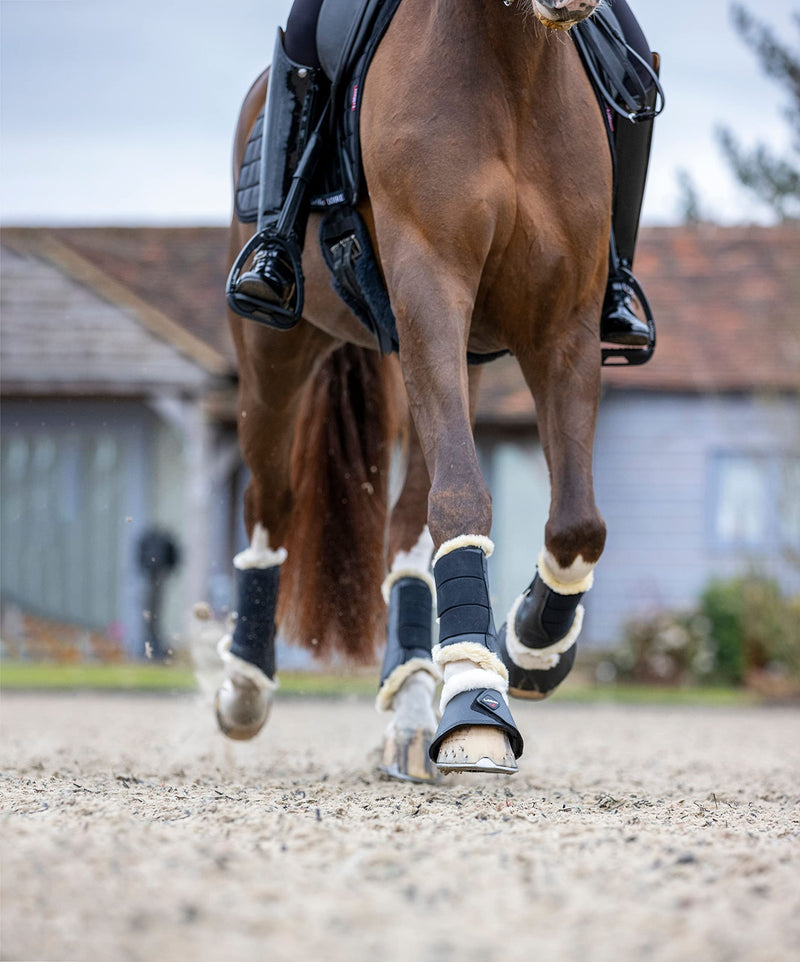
[215,673,274,741]
[380,727,441,783]
[435,726,518,775]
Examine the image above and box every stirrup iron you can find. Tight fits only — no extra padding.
[601,266,655,366]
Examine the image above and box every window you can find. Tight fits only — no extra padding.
[714,455,769,547]
[711,453,800,550]
[779,457,800,548]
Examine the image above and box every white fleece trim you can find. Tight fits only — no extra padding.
[381,568,436,605]
[217,634,279,691]
[439,667,509,713]
[504,602,584,671]
[233,523,288,571]
[375,657,441,712]
[433,641,509,682]
[433,534,494,564]
[537,549,594,595]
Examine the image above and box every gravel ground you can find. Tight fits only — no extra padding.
[1,691,799,962]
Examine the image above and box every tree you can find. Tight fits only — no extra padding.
[675,167,705,224]
[716,5,800,220]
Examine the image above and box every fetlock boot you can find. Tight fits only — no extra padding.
[601,76,658,346]
[234,29,323,311]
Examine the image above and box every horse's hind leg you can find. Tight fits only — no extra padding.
[377,423,440,783]
[496,324,606,699]
[216,316,335,740]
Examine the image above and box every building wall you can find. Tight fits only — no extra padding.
[0,399,227,657]
[474,392,800,649]
[588,391,800,645]
[150,413,190,650]
[476,434,550,624]
[6,390,795,661]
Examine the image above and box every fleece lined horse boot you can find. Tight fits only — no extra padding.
[428,537,523,775]
[215,524,285,740]
[376,536,441,783]
[496,550,595,699]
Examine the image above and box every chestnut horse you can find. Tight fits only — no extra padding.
[217,0,609,779]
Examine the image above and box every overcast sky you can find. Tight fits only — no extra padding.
[1,0,798,225]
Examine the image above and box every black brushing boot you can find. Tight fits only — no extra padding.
[376,575,441,783]
[378,576,437,695]
[428,541,523,774]
[496,570,587,699]
[215,564,281,741]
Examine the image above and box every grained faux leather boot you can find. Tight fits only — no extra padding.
[234,29,322,311]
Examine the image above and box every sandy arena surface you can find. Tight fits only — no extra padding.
[1,691,799,962]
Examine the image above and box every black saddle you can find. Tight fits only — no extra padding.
[236,0,401,224]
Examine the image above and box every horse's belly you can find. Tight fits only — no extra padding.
[466,325,509,357]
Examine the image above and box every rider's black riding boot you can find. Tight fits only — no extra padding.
[234,30,322,308]
[601,92,657,346]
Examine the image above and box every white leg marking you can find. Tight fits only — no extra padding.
[382,525,435,601]
[233,523,287,571]
[386,669,439,735]
[376,657,441,712]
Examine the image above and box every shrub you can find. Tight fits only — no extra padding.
[701,576,800,687]
[609,576,800,689]
[611,610,715,686]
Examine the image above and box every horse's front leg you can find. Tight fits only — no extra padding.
[378,246,522,775]
[497,321,607,698]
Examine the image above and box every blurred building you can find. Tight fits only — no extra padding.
[0,228,239,658]
[1,225,798,658]
[477,226,800,639]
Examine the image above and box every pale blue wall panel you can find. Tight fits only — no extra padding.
[587,391,800,645]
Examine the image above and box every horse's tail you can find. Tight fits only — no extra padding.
[277,344,406,664]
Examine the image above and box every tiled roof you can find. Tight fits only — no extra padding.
[609,224,800,393]
[2,226,237,371]
[2,224,798,418]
